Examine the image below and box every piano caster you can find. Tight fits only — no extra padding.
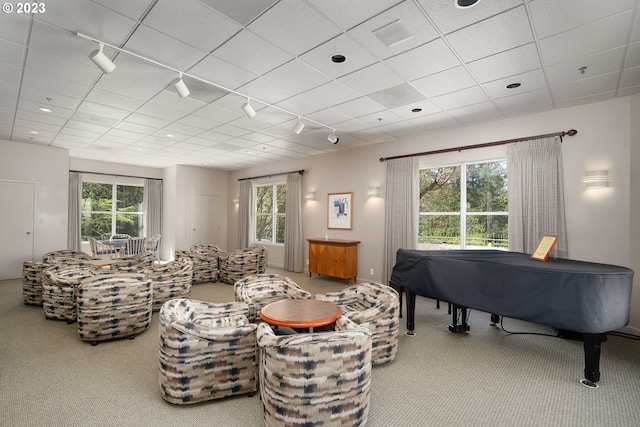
[489,314,500,327]
[580,379,599,389]
[448,324,470,333]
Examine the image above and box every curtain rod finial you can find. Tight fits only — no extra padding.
[380,157,387,162]
[566,129,577,137]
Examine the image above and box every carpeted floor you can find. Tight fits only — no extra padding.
[1,268,639,426]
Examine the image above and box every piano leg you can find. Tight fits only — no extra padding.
[449,304,470,333]
[405,291,416,336]
[581,333,606,388]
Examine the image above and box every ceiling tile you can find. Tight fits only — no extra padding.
[482,69,547,100]
[143,0,241,52]
[302,81,362,107]
[494,87,553,116]
[35,0,137,45]
[348,1,439,59]
[551,72,620,101]
[331,96,385,118]
[368,83,426,108]
[0,39,25,67]
[248,0,340,56]
[0,13,30,44]
[338,62,405,96]
[188,55,257,91]
[620,66,640,89]
[263,59,331,93]
[212,29,293,76]
[466,43,542,84]
[431,86,490,110]
[123,24,207,71]
[539,11,633,65]
[529,0,635,39]
[305,0,402,30]
[446,6,533,63]
[299,34,378,79]
[198,0,278,26]
[446,101,502,124]
[412,66,477,98]
[546,47,625,86]
[384,38,461,81]
[417,0,522,35]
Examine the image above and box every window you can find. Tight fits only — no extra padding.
[81,182,144,241]
[254,183,286,245]
[419,160,508,249]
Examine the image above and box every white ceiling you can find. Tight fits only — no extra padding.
[1,0,639,170]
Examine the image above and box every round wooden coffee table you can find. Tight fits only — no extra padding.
[260,299,342,332]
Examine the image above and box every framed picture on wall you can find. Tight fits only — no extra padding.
[327,192,352,230]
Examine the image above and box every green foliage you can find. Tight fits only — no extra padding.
[255,184,286,244]
[81,182,143,241]
[419,161,508,248]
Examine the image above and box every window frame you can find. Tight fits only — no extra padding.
[80,178,144,242]
[253,182,286,246]
[418,158,508,250]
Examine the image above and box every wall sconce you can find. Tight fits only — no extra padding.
[232,197,239,204]
[582,170,610,189]
[304,191,315,200]
[367,186,380,198]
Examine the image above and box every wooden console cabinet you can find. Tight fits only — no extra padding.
[307,238,360,284]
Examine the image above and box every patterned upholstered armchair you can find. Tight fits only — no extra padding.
[22,260,48,306]
[257,316,372,427]
[219,247,262,284]
[175,249,220,283]
[142,257,193,311]
[110,251,156,273]
[42,250,96,264]
[42,263,104,323]
[234,273,311,322]
[158,299,257,404]
[76,273,153,345]
[314,282,400,365]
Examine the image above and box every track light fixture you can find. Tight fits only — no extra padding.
[293,117,305,134]
[241,98,256,119]
[76,32,341,145]
[88,42,115,74]
[172,73,190,98]
[328,130,339,144]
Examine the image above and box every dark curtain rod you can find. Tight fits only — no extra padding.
[70,170,162,181]
[238,169,304,181]
[379,129,578,162]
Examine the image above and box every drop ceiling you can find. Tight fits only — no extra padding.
[1,0,639,170]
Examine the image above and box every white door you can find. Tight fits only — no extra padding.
[190,194,222,247]
[0,181,35,279]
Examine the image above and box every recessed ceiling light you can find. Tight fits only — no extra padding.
[506,83,521,89]
[30,130,39,134]
[166,134,175,138]
[331,54,347,63]
[38,107,53,113]
[411,108,422,113]
[455,0,482,9]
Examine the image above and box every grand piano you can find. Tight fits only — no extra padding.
[390,249,634,387]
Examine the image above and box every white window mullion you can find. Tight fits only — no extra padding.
[460,165,467,249]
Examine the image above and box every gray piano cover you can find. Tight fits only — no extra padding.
[391,249,634,333]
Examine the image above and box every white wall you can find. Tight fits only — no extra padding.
[629,93,640,329]
[0,140,68,259]
[228,97,637,330]
[168,165,228,257]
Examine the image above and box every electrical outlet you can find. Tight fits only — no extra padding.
[369,268,374,275]
[306,259,309,265]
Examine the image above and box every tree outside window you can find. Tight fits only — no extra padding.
[419,160,508,249]
[81,182,144,241]
[255,183,285,245]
